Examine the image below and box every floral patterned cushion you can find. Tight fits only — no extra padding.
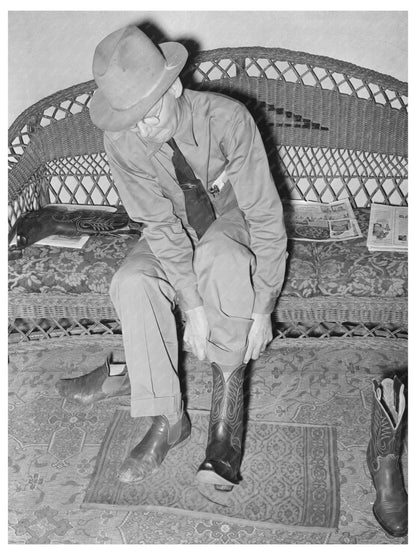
[8,234,139,295]
[8,209,407,299]
[8,232,319,298]
[315,209,407,298]
[281,240,319,298]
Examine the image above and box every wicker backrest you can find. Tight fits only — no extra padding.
[8,46,408,233]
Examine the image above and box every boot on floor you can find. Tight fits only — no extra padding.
[367,376,408,537]
[56,354,130,405]
[197,362,246,491]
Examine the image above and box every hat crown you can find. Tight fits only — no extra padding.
[93,26,168,111]
[90,26,188,131]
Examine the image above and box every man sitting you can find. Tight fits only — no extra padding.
[58,25,287,490]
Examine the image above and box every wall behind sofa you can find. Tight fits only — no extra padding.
[8,10,408,126]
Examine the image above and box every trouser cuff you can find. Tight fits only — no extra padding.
[130,393,183,418]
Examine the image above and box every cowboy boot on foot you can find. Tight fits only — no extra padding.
[118,411,191,483]
[367,376,408,537]
[56,354,130,406]
[197,363,246,491]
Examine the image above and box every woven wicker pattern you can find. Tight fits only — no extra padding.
[10,146,407,216]
[8,46,408,342]
[8,292,408,342]
[8,47,408,232]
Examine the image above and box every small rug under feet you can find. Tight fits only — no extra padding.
[83,410,340,529]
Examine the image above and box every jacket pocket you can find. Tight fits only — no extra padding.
[207,174,238,217]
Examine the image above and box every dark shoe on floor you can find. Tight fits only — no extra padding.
[56,355,130,406]
[118,412,191,483]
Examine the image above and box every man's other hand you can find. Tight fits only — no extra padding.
[184,305,209,361]
[243,313,272,364]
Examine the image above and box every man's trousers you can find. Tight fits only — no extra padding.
[109,207,256,417]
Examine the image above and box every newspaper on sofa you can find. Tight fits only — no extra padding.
[366,204,408,252]
[33,234,91,249]
[284,199,362,242]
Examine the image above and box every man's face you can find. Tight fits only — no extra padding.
[130,88,180,143]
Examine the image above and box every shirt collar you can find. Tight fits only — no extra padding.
[141,93,198,157]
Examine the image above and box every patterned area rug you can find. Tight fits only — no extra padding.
[83,411,339,529]
[8,336,408,544]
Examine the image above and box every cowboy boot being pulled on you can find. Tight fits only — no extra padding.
[367,376,408,537]
[56,354,131,406]
[197,362,246,491]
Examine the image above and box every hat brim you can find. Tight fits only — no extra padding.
[89,41,188,132]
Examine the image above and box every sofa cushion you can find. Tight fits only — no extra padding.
[8,234,138,295]
[315,209,407,298]
[8,232,319,298]
[8,209,407,299]
[282,240,319,298]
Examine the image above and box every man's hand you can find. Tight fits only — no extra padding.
[184,306,209,361]
[243,313,272,364]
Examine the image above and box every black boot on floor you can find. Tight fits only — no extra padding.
[367,376,408,537]
[56,354,130,406]
[197,362,246,491]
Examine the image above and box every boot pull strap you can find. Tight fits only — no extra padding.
[374,378,405,428]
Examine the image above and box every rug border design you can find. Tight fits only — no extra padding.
[82,410,340,531]
[304,424,340,528]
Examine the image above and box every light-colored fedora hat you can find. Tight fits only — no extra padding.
[90,26,188,131]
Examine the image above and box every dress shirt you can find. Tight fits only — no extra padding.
[104,89,287,313]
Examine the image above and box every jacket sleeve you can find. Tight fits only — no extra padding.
[222,105,287,313]
[104,133,203,311]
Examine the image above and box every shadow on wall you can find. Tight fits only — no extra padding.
[138,19,202,60]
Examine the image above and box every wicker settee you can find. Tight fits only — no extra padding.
[8,46,408,343]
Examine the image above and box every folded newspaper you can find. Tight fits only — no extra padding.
[366,204,408,252]
[284,199,362,242]
[34,234,90,249]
